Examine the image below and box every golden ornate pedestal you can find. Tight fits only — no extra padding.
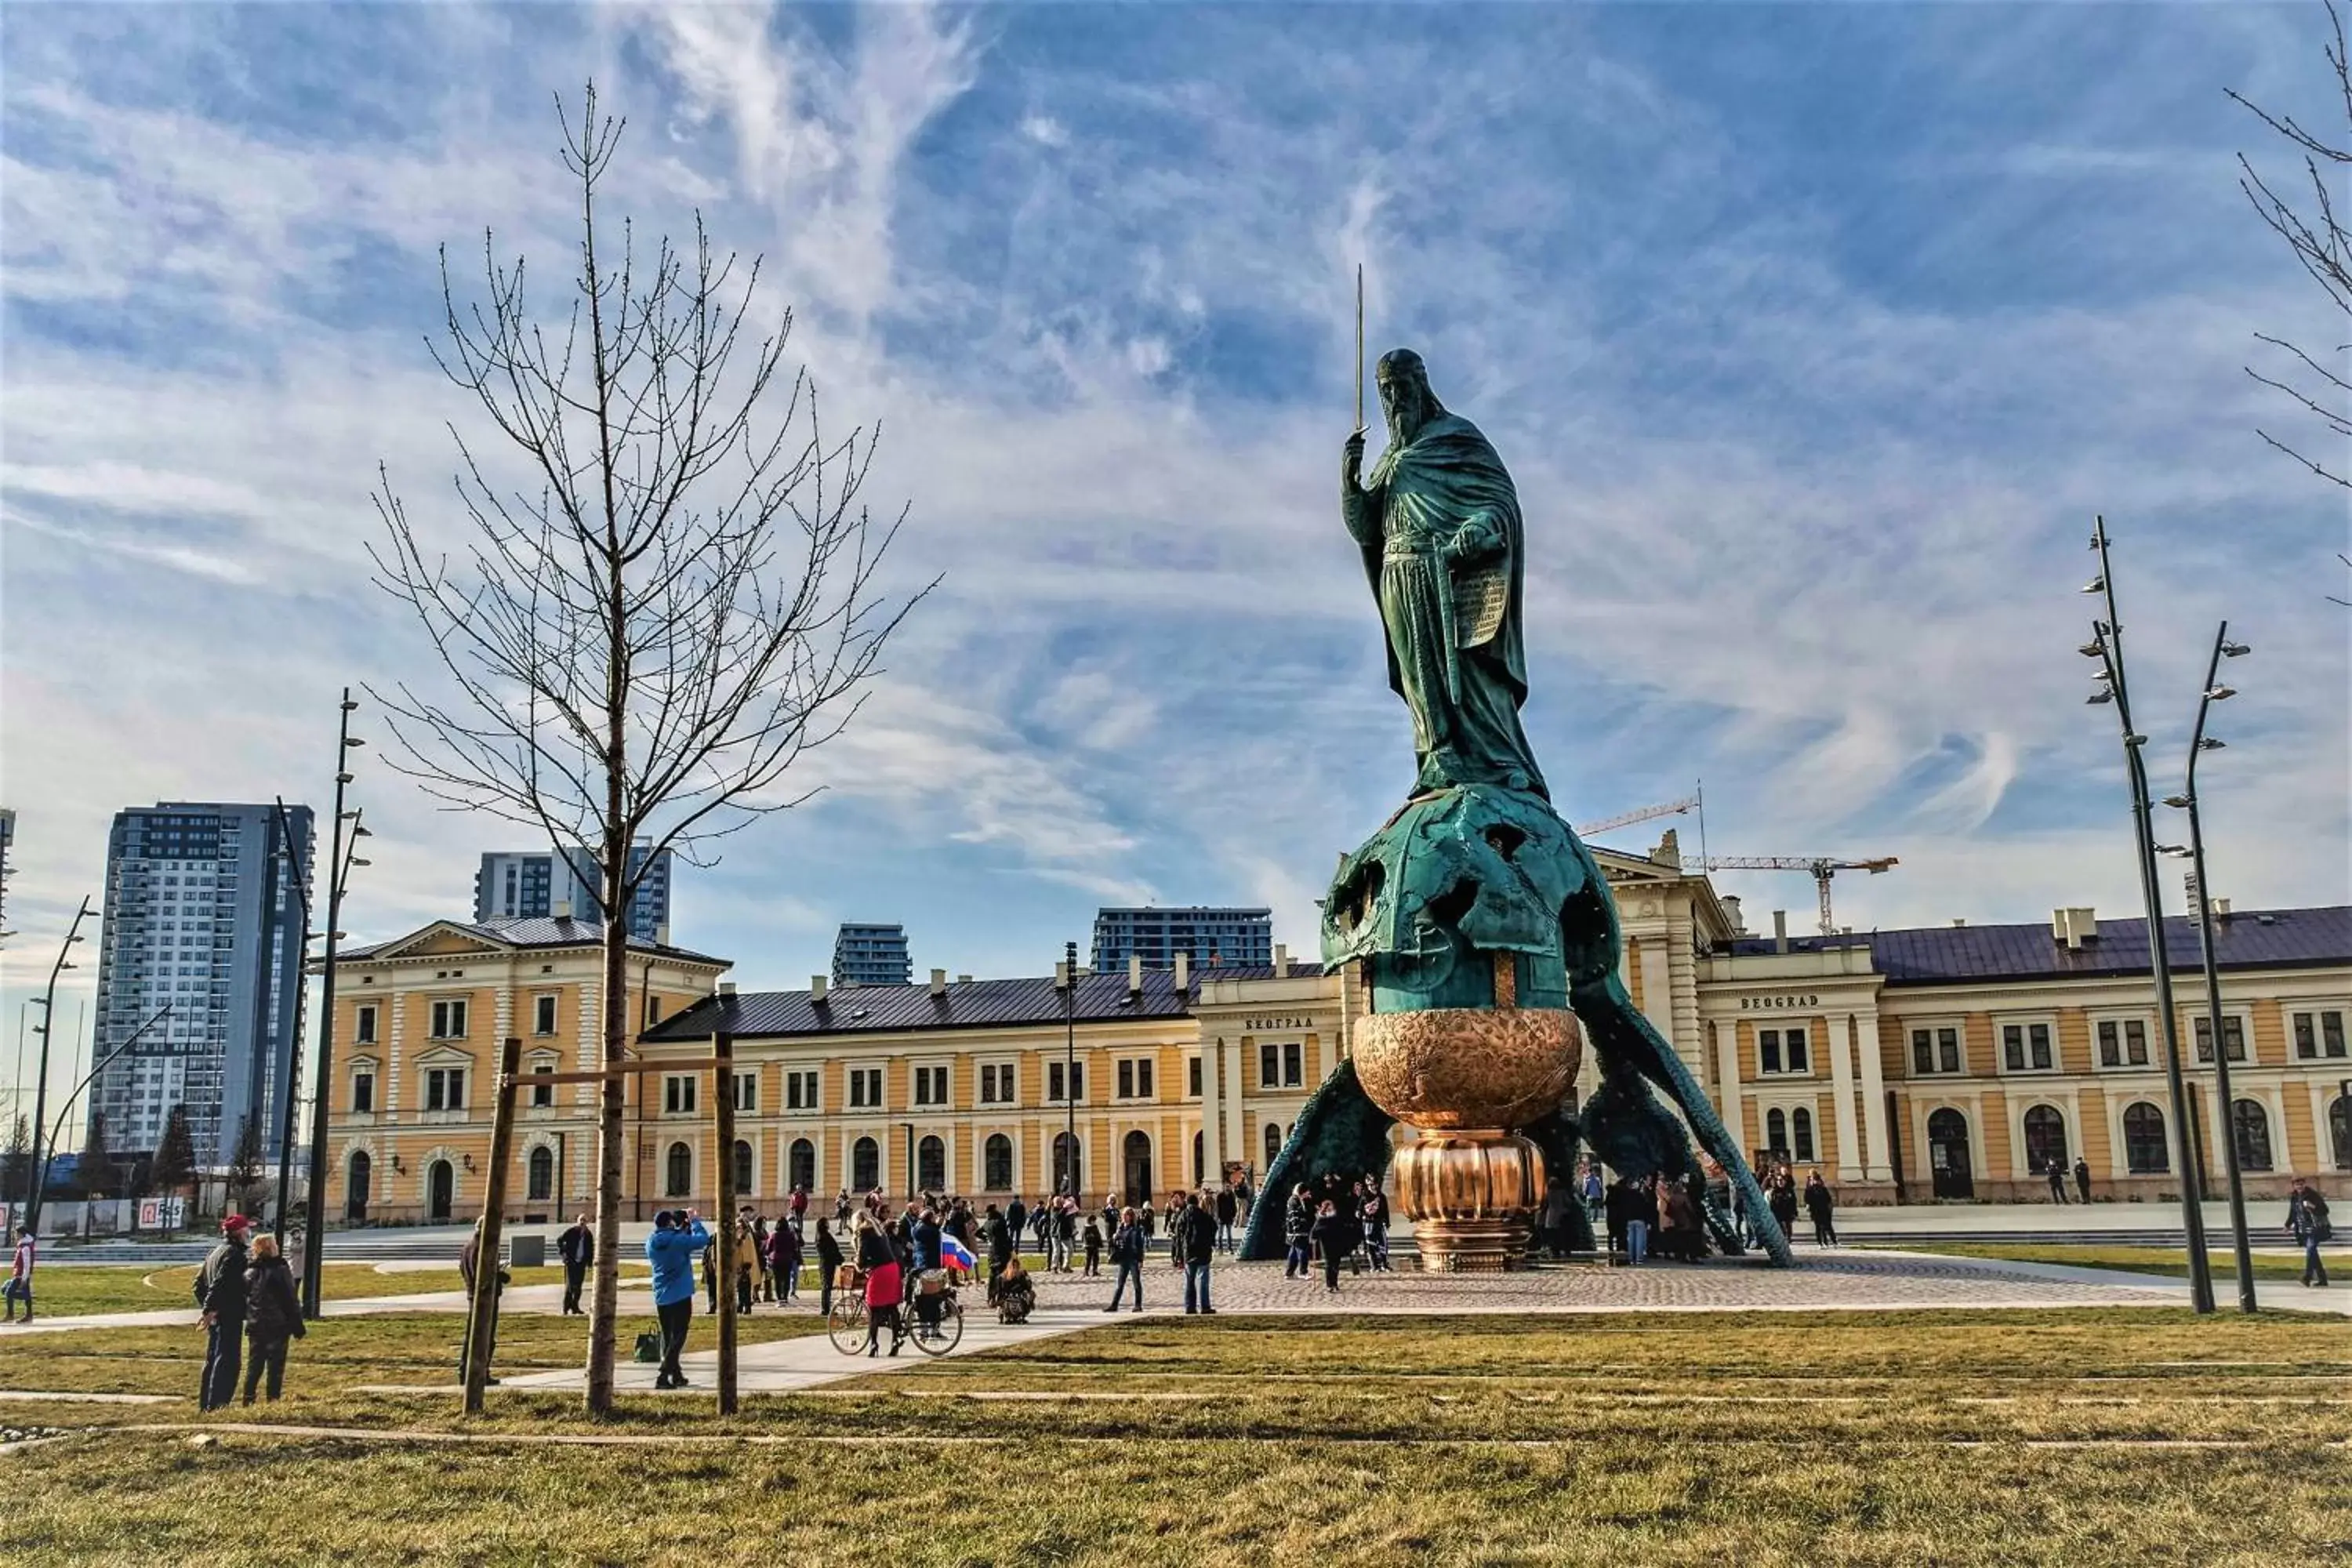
[1351,980,1581,1272]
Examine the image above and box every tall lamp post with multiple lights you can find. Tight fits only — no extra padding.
[2158,623,2256,1314]
[20,898,93,1232]
[301,692,368,1318]
[2079,516,2214,1314]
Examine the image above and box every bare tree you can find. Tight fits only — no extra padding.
[2231,0,2352,498]
[370,85,928,1414]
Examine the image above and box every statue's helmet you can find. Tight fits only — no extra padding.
[1375,349,1444,419]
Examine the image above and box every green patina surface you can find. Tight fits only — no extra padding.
[1250,347,1791,1265]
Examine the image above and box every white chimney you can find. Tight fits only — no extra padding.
[930,967,947,997]
[956,974,973,984]
[718,981,736,996]
[1127,954,1143,994]
[654,922,671,948]
[551,898,572,920]
[2052,906,2097,949]
[1273,943,1290,978]
[1952,918,1968,928]
[1173,951,1191,990]
[811,975,829,1004]
[2213,898,2231,919]
[1054,959,1071,989]
[1722,895,1746,935]
[1772,909,1789,954]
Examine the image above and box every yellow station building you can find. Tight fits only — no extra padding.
[324,844,2351,1226]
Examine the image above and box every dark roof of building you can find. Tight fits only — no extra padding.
[644,969,1214,1042]
[339,916,727,967]
[1719,906,2352,986]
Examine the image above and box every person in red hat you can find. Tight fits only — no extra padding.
[194,1214,252,1410]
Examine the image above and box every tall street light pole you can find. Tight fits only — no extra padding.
[21,898,93,1234]
[1063,940,1078,1199]
[2161,622,2256,1314]
[302,691,367,1319]
[2081,516,2213,1313]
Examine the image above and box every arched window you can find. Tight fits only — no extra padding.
[733,1138,755,1195]
[1791,1108,1816,1163]
[983,1134,1013,1190]
[2023,1105,2068,1173]
[2230,1100,2273,1173]
[527,1145,554,1203]
[789,1138,817,1193]
[345,1149,372,1222]
[1052,1131,1081,1195]
[917,1134,946,1192]
[851,1136,880,1192]
[1264,1122,1283,1169]
[1766,1109,1789,1155]
[665,1141,693,1197]
[2122,1102,2168,1174]
[2331,1094,2352,1172]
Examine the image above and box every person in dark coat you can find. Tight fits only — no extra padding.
[194,1215,252,1410]
[1214,1185,1240,1253]
[1308,1200,1346,1293]
[241,1233,304,1403]
[1602,1177,1637,1265]
[557,1214,593,1315]
[1803,1174,1838,1247]
[767,1218,804,1303]
[1082,1215,1104,1277]
[2074,1156,2092,1204]
[1104,1207,1146,1312]
[1769,1176,1800,1243]
[1004,1195,1028,1250]
[1283,1185,1314,1279]
[815,1219,844,1319]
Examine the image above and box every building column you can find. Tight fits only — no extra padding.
[1828,1014,1863,1182]
[1637,940,1675,1055]
[1851,1012,1890,1181]
[1200,1039,1224,1179]
[1221,1037,1247,1171]
[1712,1019,1745,1153]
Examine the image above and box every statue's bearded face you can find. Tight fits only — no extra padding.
[1377,353,1438,447]
[1379,370,1428,446]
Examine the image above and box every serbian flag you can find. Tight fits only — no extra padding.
[939,1234,978,1275]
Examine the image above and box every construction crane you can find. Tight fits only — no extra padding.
[1575,793,1700,840]
[1694,856,1900,936]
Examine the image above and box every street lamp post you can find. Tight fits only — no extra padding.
[20,898,93,1235]
[2161,622,2257,1314]
[2081,516,2213,1313]
[301,692,367,1318]
[1062,940,1078,1199]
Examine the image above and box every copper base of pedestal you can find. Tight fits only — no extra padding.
[1390,1128,1541,1272]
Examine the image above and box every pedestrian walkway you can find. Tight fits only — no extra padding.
[361,1305,1122,1397]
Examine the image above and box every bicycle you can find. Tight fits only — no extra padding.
[826,1269,965,1356]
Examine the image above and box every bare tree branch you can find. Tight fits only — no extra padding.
[366,83,936,1413]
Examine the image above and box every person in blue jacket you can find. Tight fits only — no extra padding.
[644,1208,711,1390]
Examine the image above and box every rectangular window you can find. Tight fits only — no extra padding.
[531,1065,554,1109]
[1117,1060,1133,1099]
[664,1074,697,1115]
[2001,1022,2053,1072]
[1759,1030,1783,1075]
[1260,1042,1279,1087]
[2296,1012,2318,1059]
[2099,1020,2121,1068]
[352,1071,374,1114]
[430,999,467,1039]
[733,1072,757,1112]
[1116,1059,1156,1100]
[785,1069,819,1111]
[1783,1028,1809,1073]
[1188,1056,1202,1098]
[1911,1029,1933,1076]
[354,1005,378,1045]
[534,994,558,1035]
[2328,1011,2348,1058]
[1047,1062,1086,1103]
[978,1064,1014,1105]
[849,1068,882,1109]
[1282,1042,1302,1087]
[2192,1016,2247,1064]
[425,1068,464,1112]
[913,1065,947,1106]
[2125,1019,2148,1065]
[643,994,663,1027]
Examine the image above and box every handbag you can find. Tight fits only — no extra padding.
[633,1332,662,1364]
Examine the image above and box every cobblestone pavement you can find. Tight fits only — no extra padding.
[1018,1250,2192,1316]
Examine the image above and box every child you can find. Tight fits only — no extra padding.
[1082,1215,1104,1276]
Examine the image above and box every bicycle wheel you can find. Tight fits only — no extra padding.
[826,1298,869,1356]
[912,1297,964,1356]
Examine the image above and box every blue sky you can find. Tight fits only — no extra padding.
[3,3,2347,1058]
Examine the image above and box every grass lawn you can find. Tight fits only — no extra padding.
[1875,1241,2351,1282]
[9,1262,655,1317]
[0,1308,2347,1564]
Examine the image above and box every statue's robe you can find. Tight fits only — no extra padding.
[1344,412,1547,798]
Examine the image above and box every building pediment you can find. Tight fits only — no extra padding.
[367,923,511,962]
